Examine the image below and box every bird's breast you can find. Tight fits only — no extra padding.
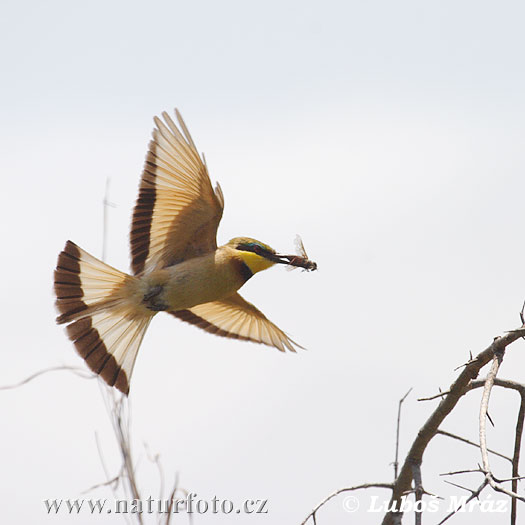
[141,251,249,311]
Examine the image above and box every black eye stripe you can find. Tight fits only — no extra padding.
[237,243,264,254]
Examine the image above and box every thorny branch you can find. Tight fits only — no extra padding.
[435,429,512,463]
[299,324,525,525]
[469,378,525,525]
[436,480,488,525]
[432,364,525,525]
[380,325,525,525]
[6,329,525,525]
[478,352,525,506]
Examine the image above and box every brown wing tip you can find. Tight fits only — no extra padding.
[54,240,88,324]
[64,317,131,395]
[114,371,130,396]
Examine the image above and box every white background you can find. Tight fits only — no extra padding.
[2,0,525,523]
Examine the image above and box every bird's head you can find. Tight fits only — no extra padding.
[227,237,287,275]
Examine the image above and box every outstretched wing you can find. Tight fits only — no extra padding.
[130,109,224,275]
[170,293,303,352]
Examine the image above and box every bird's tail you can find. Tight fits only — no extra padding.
[54,240,152,395]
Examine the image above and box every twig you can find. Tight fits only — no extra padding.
[165,473,180,525]
[144,443,165,508]
[394,388,413,479]
[300,483,394,525]
[100,387,143,525]
[101,177,116,262]
[437,480,488,525]
[436,429,512,463]
[453,351,475,372]
[117,400,143,521]
[440,468,483,477]
[92,429,130,520]
[418,389,450,402]
[495,476,525,483]
[81,475,121,494]
[0,365,94,390]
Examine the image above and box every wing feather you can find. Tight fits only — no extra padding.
[130,110,224,275]
[169,293,303,353]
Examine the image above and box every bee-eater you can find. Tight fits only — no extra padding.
[54,110,316,395]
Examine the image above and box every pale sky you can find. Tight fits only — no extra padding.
[2,1,525,523]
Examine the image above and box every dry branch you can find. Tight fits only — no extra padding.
[478,352,525,510]
[300,483,394,525]
[436,480,488,525]
[381,326,525,525]
[436,429,512,463]
[394,388,413,479]
[0,365,93,390]
[469,377,525,524]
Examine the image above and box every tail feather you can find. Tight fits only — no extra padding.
[54,241,151,395]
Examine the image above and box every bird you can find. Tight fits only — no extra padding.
[54,109,317,395]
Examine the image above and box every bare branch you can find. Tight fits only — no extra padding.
[98,386,143,525]
[81,475,121,494]
[436,429,512,463]
[512,392,525,525]
[0,365,94,390]
[394,388,413,479]
[479,351,525,505]
[300,483,394,525]
[381,326,525,525]
[410,462,423,525]
[440,468,483,477]
[469,376,525,524]
[495,476,525,483]
[479,353,503,475]
[437,480,488,525]
[418,390,450,402]
[453,351,475,371]
[164,473,180,525]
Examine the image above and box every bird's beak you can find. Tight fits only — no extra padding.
[266,252,294,265]
[271,252,318,272]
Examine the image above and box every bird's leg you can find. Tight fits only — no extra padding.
[142,285,169,311]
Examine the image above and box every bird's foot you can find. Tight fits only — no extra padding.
[142,285,169,311]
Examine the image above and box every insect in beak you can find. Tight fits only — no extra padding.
[273,235,317,272]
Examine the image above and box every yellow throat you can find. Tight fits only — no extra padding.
[238,250,275,274]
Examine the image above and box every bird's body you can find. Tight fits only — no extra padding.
[54,110,316,394]
[135,244,253,313]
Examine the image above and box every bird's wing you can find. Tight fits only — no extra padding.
[130,109,224,275]
[170,292,303,352]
